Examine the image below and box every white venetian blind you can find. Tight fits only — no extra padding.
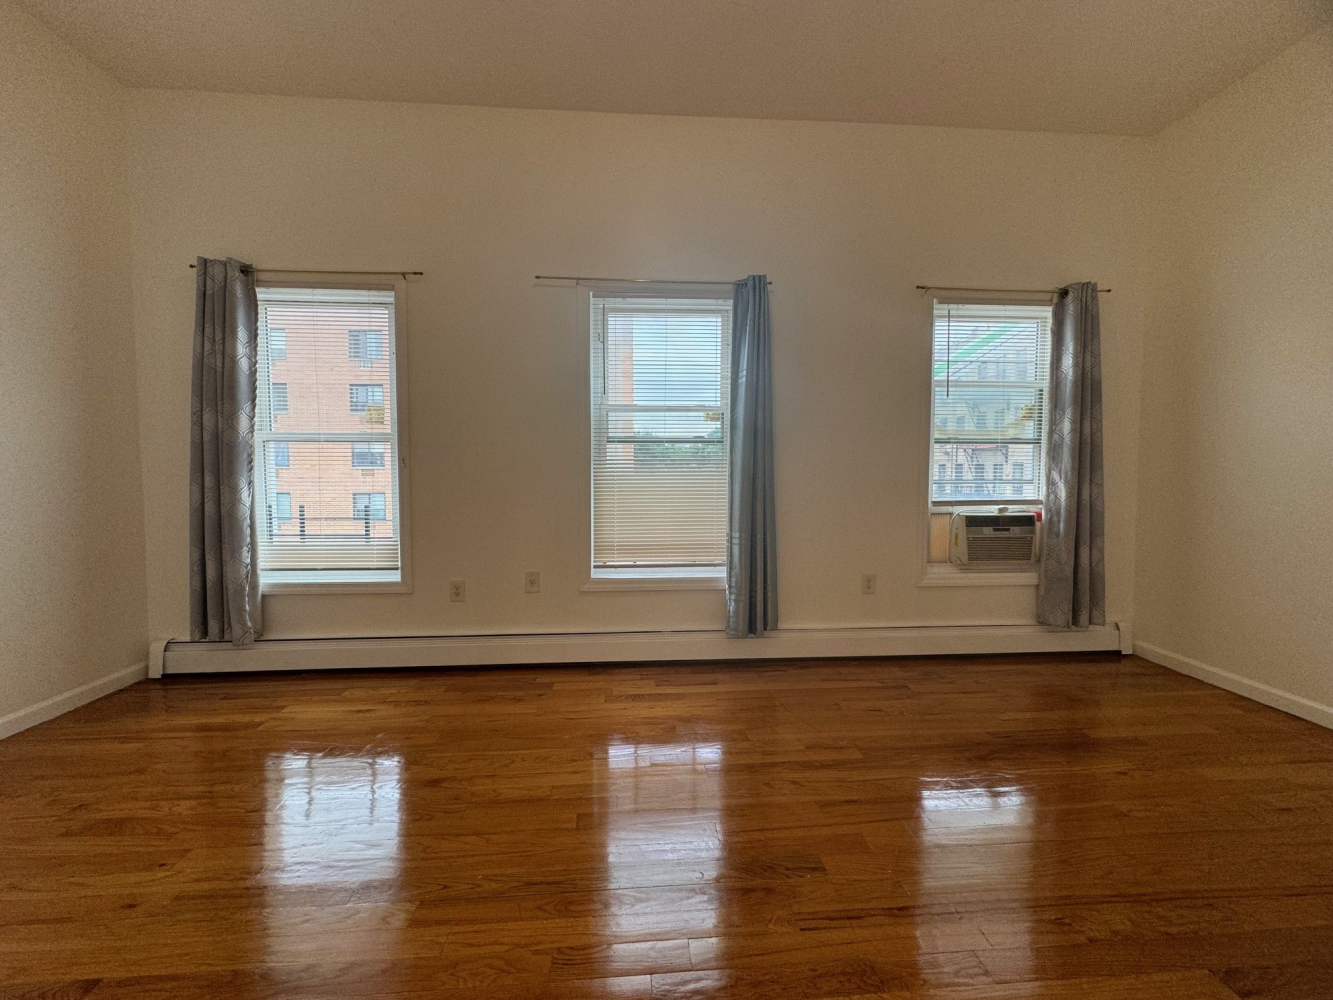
[930,301,1052,503]
[590,293,732,571]
[255,286,403,584]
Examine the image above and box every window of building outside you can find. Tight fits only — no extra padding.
[349,383,385,415]
[351,443,385,468]
[352,492,387,521]
[348,329,384,370]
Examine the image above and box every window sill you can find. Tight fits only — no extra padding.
[929,502,1042,514]
[918,563,1038,588]
[582,568,726,592]
[261,569,408,595]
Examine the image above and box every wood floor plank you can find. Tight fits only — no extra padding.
[1213,958,1333,999]
[880,969,1241,998]
[1,653,1331,996]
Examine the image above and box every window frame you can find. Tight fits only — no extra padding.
[917,294,1051,589]
[580,282,731,591]
[253,274,412,595]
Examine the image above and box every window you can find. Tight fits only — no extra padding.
[930,301,1051,503]
[349,383,385,415]
[590,290,731,577]
[351,443,385,468]
[255,284,406,588]
[348,329,384,362]
[352,492,387,521]
[270,328,287,360]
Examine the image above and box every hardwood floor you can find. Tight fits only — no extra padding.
[3,653,1333,998]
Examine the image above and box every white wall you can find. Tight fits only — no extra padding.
[127,92,1148,642]
[1136,28,1333,710]
[0,4,147,723]
[6,2,1326,733]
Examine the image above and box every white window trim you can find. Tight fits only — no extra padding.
[582,282,733,587]
[918,564,1039,588]
[255,273,413,595]
[916,292,1052,590]
[581,566,727,592]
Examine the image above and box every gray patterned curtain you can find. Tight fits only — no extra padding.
[1037,281,1105,628]
[189,257,262,645]
[726,275,778,637]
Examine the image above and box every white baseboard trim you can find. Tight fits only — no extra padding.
[0,661,148,741]
[148,638,169,680]
[1117,621,1134,655]
[1135,641,1333,731]
[163,622,1126,674]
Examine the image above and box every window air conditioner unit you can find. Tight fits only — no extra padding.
[949,509,1040,566]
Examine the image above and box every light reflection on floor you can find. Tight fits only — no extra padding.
[265,751,403,885]
[919,782,1030,820]
[599,741,726,942]
[263,751,407,962]
[918,778,1033,982]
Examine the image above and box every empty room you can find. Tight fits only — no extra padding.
[2,1,1331,997]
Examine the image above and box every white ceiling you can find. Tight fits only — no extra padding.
[20,0,1332,136]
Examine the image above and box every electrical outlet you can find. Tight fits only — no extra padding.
[449,579,466,602]
[524,571,540,594]
[861,573,877,595]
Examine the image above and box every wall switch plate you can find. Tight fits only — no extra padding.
[524,571,540,594]
[861,573,877,595]
[449,579,466,602]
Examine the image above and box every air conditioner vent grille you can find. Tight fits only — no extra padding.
[966,536,1036,562]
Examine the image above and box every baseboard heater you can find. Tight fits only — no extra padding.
[157,622,1129,676]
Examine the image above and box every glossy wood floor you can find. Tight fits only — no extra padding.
[4,654,1333,999]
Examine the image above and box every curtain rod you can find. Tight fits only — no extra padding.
[536,274,772,286]
[188,264,423,276]
[917,284,1111,295]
